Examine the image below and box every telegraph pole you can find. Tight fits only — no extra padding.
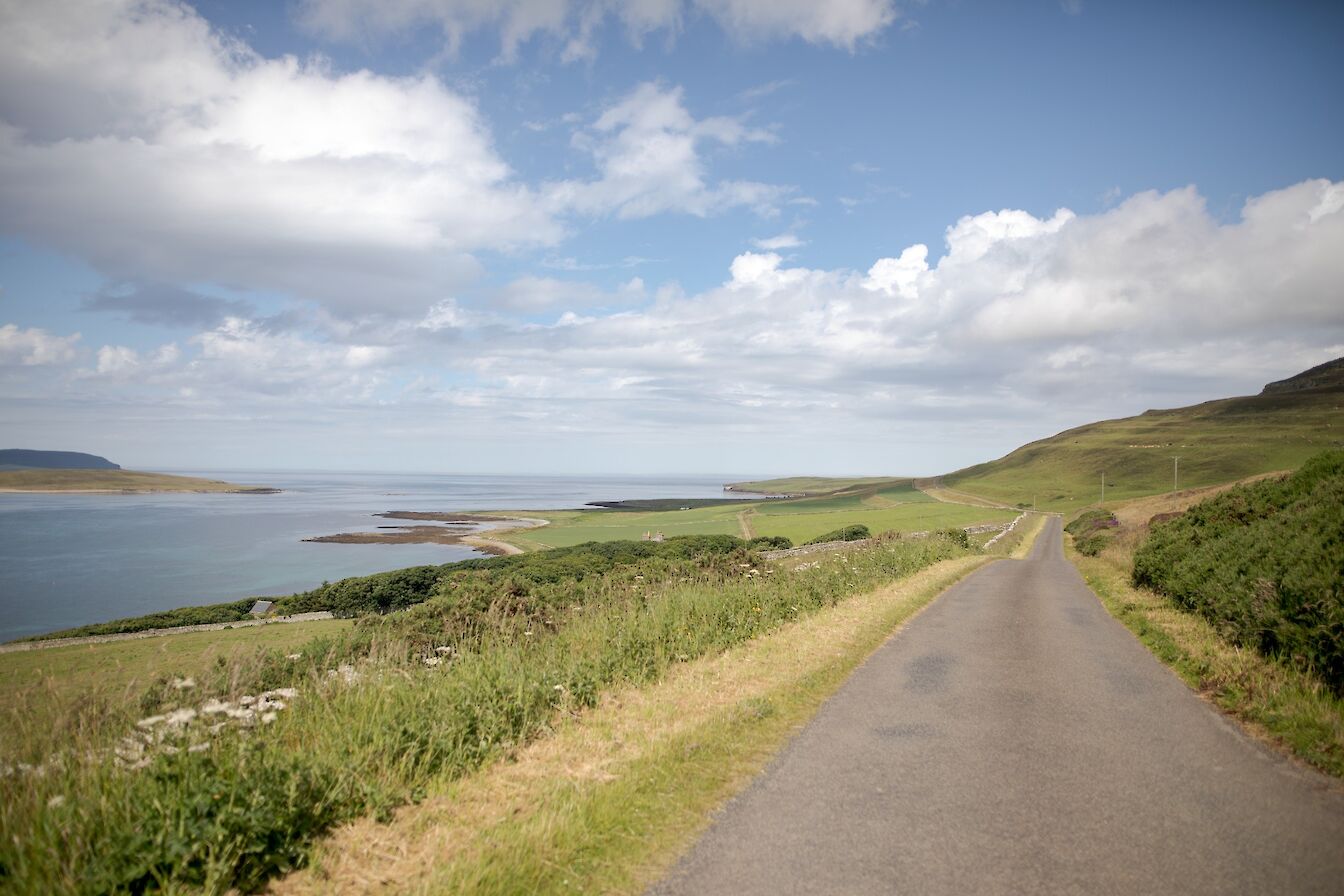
[1171,456,1181,493]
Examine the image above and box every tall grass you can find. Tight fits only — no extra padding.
[0,534,966,894]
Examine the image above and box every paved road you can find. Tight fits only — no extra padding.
[651,518,1344,895]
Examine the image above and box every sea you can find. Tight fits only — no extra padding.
[0,471,743,642]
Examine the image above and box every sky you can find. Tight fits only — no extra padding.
[0,0,1341,477]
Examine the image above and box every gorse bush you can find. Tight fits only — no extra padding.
[746,535,793,550]
[29,599,259,641]
[1,533,971,893]
[1066,510,1118,556]
[805,524,870,545]
[1132,450,1344,693]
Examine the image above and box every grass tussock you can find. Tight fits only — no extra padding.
[0,533,971,894]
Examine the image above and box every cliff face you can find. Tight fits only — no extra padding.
[1260,356,1344,395]
[0,449,121,470]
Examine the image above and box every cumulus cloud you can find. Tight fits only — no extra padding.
[0,324,80,366]
[7,180,1342,473]
[294,0,898,57]
[0,0,557,319]
[550,82,786,219]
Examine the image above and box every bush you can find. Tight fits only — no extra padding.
[745,535,793,550]
[1132,450,1344,692]
[938,527,971,549]
[804,525,870,545]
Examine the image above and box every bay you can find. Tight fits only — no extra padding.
[0,471,740,641]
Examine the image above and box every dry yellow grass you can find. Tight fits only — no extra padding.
[271,554,1001,895]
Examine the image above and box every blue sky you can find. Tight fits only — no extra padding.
[1,0,1341,475]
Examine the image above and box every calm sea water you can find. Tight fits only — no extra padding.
[0,471,741,641]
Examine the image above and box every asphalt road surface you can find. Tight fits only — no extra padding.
[651,517,1344,895]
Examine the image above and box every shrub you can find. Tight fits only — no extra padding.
[804,525,870,545]
[938,527,971,549]
[745,535,793,550]
[1132,450,1344,692]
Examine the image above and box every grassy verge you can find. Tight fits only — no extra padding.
[1067,530,1344,778]
[1,535,977,893]
[274,554,995,896]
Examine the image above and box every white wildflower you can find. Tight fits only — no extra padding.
[263,688,298,700]
[434,646,454,655]
[261,711,278,724]
[188,743,209,754]
[238,695,256,706]
[423,656,441,667]
[200,699,232,715]
[286,653,302,660]
[170,677,195,690]
[47,795,65,809]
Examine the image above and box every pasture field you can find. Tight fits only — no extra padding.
[493,479,1011,551]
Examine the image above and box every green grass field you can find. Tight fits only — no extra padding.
[724,475,898,495]
[496,479,1010,551]
[0,619,349,756]
[943,375,1343,512]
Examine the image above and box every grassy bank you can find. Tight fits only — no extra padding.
[0,533,974,893]
[0,619,350,757]
[1132,450,1344,692]
[1065,485,1344,778]
[275,555,994,895]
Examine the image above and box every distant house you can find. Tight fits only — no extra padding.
[249,600,275,617]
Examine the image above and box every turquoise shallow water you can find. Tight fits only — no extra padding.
[0,471,738,640]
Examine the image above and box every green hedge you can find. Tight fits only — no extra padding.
[805,525,870,545]
[1132,450,1344,692]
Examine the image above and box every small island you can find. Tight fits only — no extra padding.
[0,449,278,493]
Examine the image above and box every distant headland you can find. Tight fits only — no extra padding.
[0,449,279,493]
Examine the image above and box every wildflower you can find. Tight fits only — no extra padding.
[239,695,256,706]
[171,677,196,690]
[423,656,442,667]
[47,795,65,809]
[201,699,231,715]
[264,687,298,700]
[434,646,454,655]
[286,653,302,660]
[188,743,209,754]
[261,712,278,724]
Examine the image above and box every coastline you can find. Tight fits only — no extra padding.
[303,513,548,554]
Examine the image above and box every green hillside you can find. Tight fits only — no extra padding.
[943,358,1344,511]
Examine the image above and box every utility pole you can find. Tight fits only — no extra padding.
[1171,456,1181,493]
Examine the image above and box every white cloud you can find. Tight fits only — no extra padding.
[0,0,558,319]
[752,233,804,250]
[548,82,787,219]
[0,324,80,366]
[8,180,1342,474]
[295,0,897,57]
